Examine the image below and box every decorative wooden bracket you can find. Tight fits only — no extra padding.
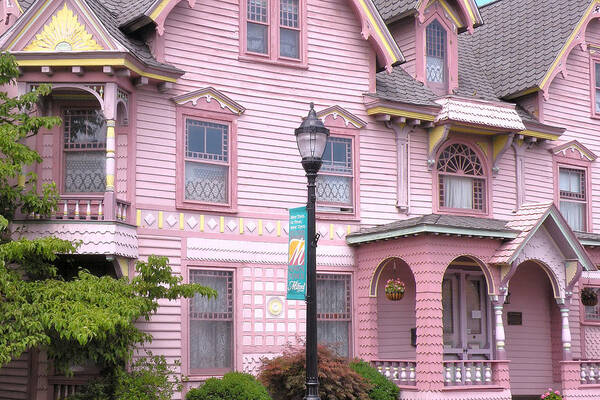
[427,124,450,169]
[492,133,514,176]
[565,260,582,298]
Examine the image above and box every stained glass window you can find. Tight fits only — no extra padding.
[437,143,486,211]
[189,269,234,372]
[317,137,353,212]
[317,274,351,357]
[63,109,106,193]
[184,119,229,204]
[426,20,446,83]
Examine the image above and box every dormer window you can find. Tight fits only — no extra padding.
[426,20,447,86]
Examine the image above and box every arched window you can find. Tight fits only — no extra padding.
[426,19,446,84]
[437,143,486,212]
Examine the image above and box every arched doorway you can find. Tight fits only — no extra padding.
[374,257,417,360]
[505,261,560,397]
[442,256,493,361]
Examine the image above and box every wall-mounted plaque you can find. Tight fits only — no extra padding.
[507,312,522,326]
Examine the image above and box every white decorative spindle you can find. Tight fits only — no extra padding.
[485,365,492,383]
[581,366,587,384]
[385,366,391,379]
[86,201,91,219]
[560,306,572,359]
[475,364,482,384]
[455,364,462,383]
[409,365,416,383]
[74,200,79,218]
[445,366,453,385]
[63,201,68,218]
[122,204,127,221]
[465,364,472,384]
[399,365,406,382]
[98,202,103,219]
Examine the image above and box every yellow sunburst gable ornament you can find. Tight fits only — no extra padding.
[23,4,104,51]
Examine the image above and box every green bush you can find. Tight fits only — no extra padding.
[258,345,371,400]
[349,360,399,400]
[186,372,271,400]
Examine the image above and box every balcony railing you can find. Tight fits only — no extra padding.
[443,360,495,386]
[23,195,131,224]
[580,361,600,384]
[48,376,90,400]
[370,359,416,387]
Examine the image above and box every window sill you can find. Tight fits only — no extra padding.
[238,54,308,70]
[316,212,360,222]
[176,200,238,215]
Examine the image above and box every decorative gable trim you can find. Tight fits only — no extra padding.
[3,0,120,52]
[317,105,367,129]
[540,1,600,98]
[417,0,482,33]
[146,0,196,36]
[172,87,246,115]
[23,4,103,51]
[552,140,597,161]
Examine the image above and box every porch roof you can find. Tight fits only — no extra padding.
[346,214,518,245]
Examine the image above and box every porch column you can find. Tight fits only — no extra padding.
[103,83,117,220]
[493,300,507,359]
[559,302,572,360]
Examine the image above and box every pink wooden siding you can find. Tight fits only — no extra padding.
[491,147,517,220]
[391,19,416,78]
[376,260,417,360]
[407,129,434,216]
[504,262,556,395]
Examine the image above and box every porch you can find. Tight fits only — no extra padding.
[347,206,600,399]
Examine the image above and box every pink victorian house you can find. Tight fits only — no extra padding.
[4,0,600,399]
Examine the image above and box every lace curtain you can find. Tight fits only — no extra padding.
[443,175,473,209]
[189,272,232,370]
[317,276,350,357]
[64,152,106,193]
[185,161,228,203]
[560,201,584,232]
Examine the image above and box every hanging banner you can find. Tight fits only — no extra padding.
[287,206,308,300]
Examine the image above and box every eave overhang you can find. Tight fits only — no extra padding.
[11,51,183,82]
[365,98,441,123]
[347,222,518,246]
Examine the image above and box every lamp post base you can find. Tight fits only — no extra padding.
[304,379,320,400]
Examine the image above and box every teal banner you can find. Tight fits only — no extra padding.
[287,207,308,300]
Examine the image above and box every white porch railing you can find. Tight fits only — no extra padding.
[48,376,89,400]
[370,359,416,386]
[443,360,493,386]
[23,195,131,223]
[580,362,600,384]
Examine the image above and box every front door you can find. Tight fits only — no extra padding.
[442,271,492,360]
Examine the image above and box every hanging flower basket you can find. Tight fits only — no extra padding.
[581,288,598,307]
[385,278,405,301]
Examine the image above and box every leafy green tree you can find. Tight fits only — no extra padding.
[0,51,215,384]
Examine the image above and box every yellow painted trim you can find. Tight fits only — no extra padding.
[277,221,281,236]
[258,219,263,236]
[329,224,334,240]
[462,0,476,24]
[200,214,204,232]
[136,209,141,226]
[540,0,598,89]
[429,125,447,154]
[450,126,497,136]
[518,129,560,141]
[106,174,114,188]
[179,213,184,230]
[15,58,178,82]
[149,0,170,20]
[219,216,224,233]
[239,218,244,234]
[438,0,464,28]
[493,135,509,160]
[15,0,23,13]
[17,175,25,187]
[118,257,129,278]
[158,211,163,229]
[106,125,115,138]
[367,106,436,121]
[476,141,489,158]
[357,0,398,63]
[347,225,351,235]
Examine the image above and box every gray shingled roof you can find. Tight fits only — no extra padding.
[469,0,590,99]
[101,0,157,26]
[17,0,181,74]
[347,214,517,244]
[375,66,438,106]
[372,0,418,21]
[455,33,499,101]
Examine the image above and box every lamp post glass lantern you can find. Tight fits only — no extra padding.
[295,103,329,400]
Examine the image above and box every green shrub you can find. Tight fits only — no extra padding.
[349,360,399,400]
[186,372,271,400]
[258,345,371,400]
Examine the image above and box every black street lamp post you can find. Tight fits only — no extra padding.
[294,103,330,400]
